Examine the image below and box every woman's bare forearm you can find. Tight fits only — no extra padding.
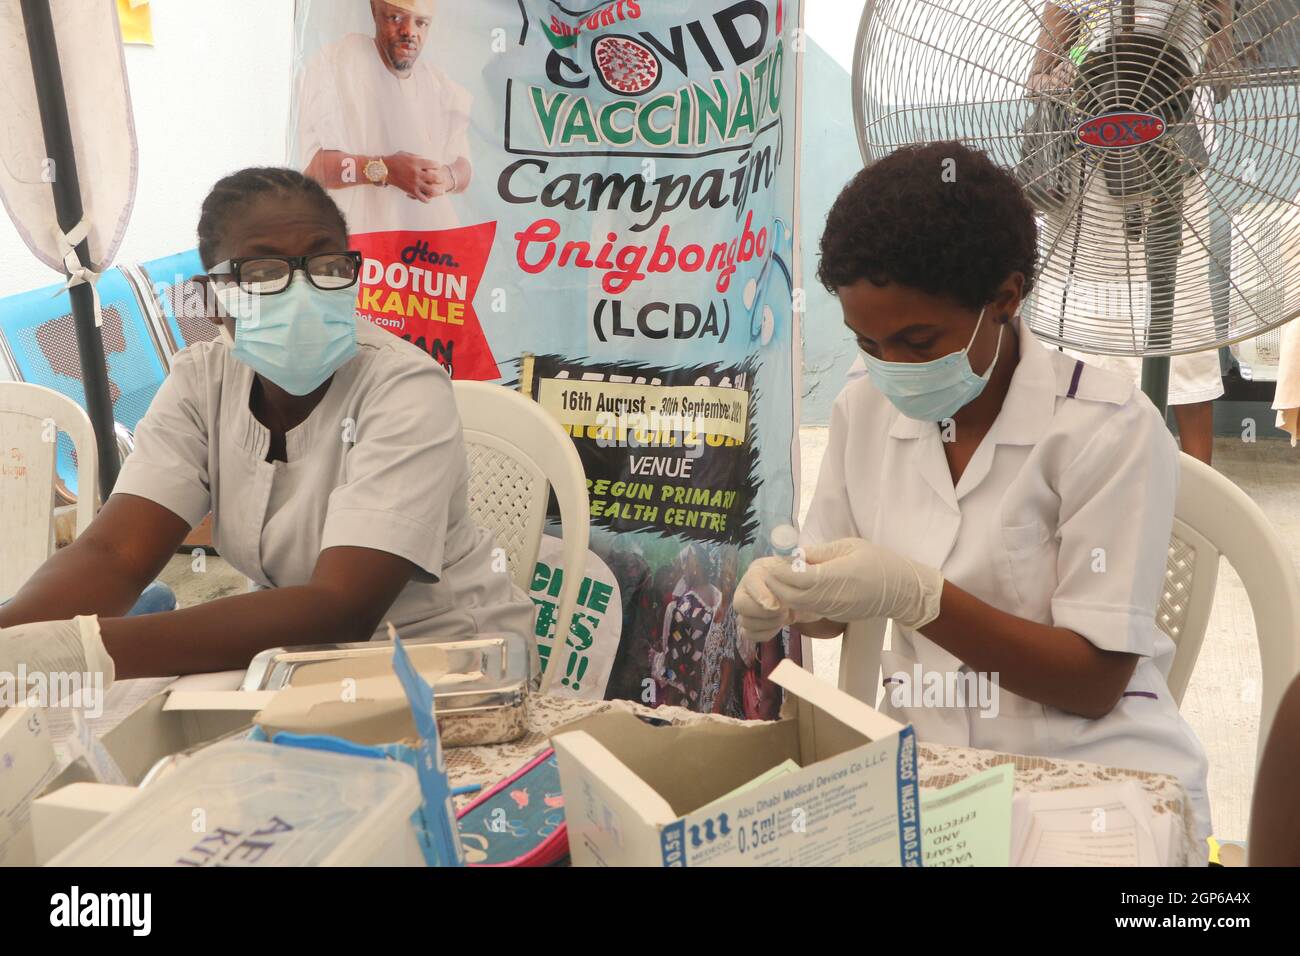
[0,537,153,626]
[99,584,381,678]
[0,493,186,627]
[100,545,416,678]
[919,582,1137,719]
[796,589,1133,718]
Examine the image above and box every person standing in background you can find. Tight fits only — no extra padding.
[1025,0,1237,465]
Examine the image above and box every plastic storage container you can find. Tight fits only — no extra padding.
[48,739,423,867]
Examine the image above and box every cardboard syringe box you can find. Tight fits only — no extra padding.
[32,689,274,864]
[552,660,922,867]
[42,690,272,794]
[32,783,139,865]
[0,707,60,867]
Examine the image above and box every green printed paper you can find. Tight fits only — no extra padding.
[920,763,1014,867]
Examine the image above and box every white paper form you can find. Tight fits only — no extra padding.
[1012,782,1164,867]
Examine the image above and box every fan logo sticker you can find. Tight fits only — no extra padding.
[1076,111,1166,148]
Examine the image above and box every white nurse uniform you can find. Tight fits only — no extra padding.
[808,316,1211,840]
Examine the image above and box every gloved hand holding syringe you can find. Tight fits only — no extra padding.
[734,525,945,644]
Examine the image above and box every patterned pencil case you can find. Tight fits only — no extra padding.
[456,748,568,867]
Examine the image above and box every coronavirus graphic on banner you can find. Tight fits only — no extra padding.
[290,0,801,711]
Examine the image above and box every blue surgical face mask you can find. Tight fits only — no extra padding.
[859,306,1005,422]
[215,275,359,396]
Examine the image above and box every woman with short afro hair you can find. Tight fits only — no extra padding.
[736,141,1212,847]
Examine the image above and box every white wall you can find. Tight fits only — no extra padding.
[0,0,294,299]
[805,0,862,74]
[798,0,867,423]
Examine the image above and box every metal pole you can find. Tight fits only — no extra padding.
[20,0,120,500]
[1142,180,1182,422]
[1140,355,1170,418]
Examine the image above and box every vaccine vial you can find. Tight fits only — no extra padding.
[769,523,799,557]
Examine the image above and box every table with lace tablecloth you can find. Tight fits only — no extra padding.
[446,695,1201,867]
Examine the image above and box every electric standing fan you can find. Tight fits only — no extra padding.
[851,0,1300,413]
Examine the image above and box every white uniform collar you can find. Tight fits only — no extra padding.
[887,314,1057,445]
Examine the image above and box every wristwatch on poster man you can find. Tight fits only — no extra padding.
[364,156,389,187]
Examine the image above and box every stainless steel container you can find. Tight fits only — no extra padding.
[240,633,531,746]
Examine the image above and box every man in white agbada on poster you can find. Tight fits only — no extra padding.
[296,0,474,234]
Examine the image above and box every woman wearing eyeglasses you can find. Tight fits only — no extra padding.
[0,167,535,683]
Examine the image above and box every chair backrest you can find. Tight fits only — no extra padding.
[1165,453,1300,765]
[1159,507,1221,703]
[129,249,219,361]
[451,380,589,693]
[837,453,1300,766]
[0,382,98,601]
[837,616,888,710]
[0,268,166,498]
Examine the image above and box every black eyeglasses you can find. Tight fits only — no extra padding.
[207,251,363,295]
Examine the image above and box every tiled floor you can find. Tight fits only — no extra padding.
[162,430,1299,842]
[797,428,1300,841]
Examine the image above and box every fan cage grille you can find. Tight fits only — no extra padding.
[854,0,1300,356]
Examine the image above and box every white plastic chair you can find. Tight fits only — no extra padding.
[0,382,98,601]
[1161,453,1300,764]
[452,381,588,694]
[837,617,888,713]
[837,453,1300,766]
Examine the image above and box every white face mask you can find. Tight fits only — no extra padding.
[214,275,359,395]
[858,306,1004,421]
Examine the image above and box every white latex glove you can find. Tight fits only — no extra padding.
[733,557,819,643]
[0,616,114,696]
[763,538,945,631]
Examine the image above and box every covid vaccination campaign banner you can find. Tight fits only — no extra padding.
[290,0,802,713]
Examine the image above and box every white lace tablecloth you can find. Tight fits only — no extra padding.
[446,696,1200,867]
